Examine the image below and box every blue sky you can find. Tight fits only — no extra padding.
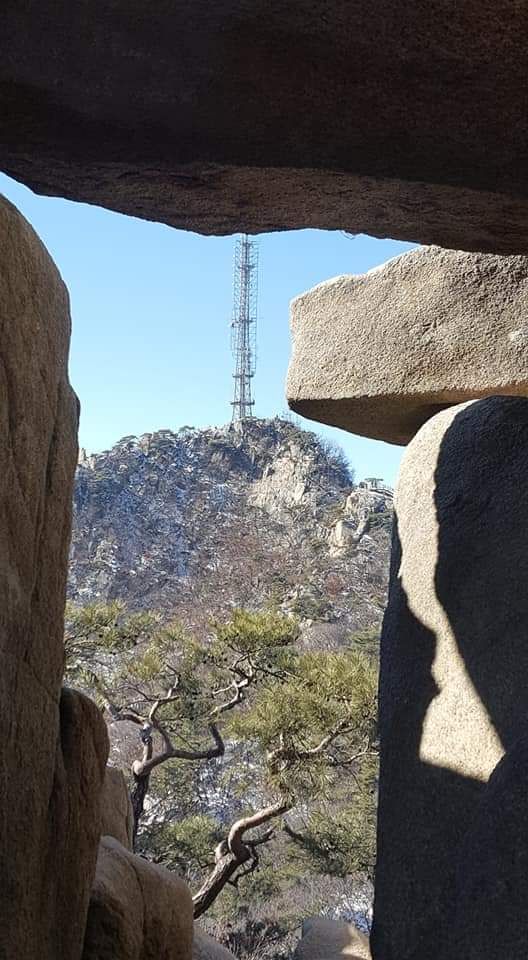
[0,172,416,486]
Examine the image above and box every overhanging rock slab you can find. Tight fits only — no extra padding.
[287,245,528,445]
[2,2,528,251]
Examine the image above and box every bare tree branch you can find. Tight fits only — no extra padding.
[149,683,180,722]
[210,678,249,718]
[132,722,225,780]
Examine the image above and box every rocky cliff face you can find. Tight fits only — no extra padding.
[69,417,391,641]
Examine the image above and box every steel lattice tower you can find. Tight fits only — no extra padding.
[230,234,258,420]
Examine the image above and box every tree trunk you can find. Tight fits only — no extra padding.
[192,798,291,917]
[131,771,150,848]
[193,849,250,918]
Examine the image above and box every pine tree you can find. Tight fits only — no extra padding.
[65,603,377,917]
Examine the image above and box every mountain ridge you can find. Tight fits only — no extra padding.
[69,417,391,643]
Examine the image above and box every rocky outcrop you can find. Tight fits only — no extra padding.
[0,194,108,960]
[287,246,528,444]
[83,836,193,960]
[101,766,134,851]
[2,5,528,251]
[192,928,237,960]
[69,419,390,638]
[330,486,392,553]
[372,397,528,960]
[293,917,370,959]
[247,439,330,517]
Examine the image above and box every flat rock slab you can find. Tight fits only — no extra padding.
[287,246,528,444]
[2,2,528,251]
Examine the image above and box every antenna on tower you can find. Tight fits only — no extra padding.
[230,234,258,421]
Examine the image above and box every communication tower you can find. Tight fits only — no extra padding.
[230,234,258,420]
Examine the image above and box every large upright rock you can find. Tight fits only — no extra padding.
[372,397,528,960]
[2,3,528,251]
[0,194,108,959]
[83,836,193,960]
[287,246,528,444]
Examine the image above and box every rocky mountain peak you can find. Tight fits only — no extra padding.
[69,417,390,640]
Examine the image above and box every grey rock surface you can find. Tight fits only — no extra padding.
[288,246,528,445]
[0,194,108,960]
[2,3,528,251]
[56,689,110,958]
[192,928,237,960]
[101,766,134,851]
[372,396,528,960]
[294,917,370,959]
[83,836,193,960]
